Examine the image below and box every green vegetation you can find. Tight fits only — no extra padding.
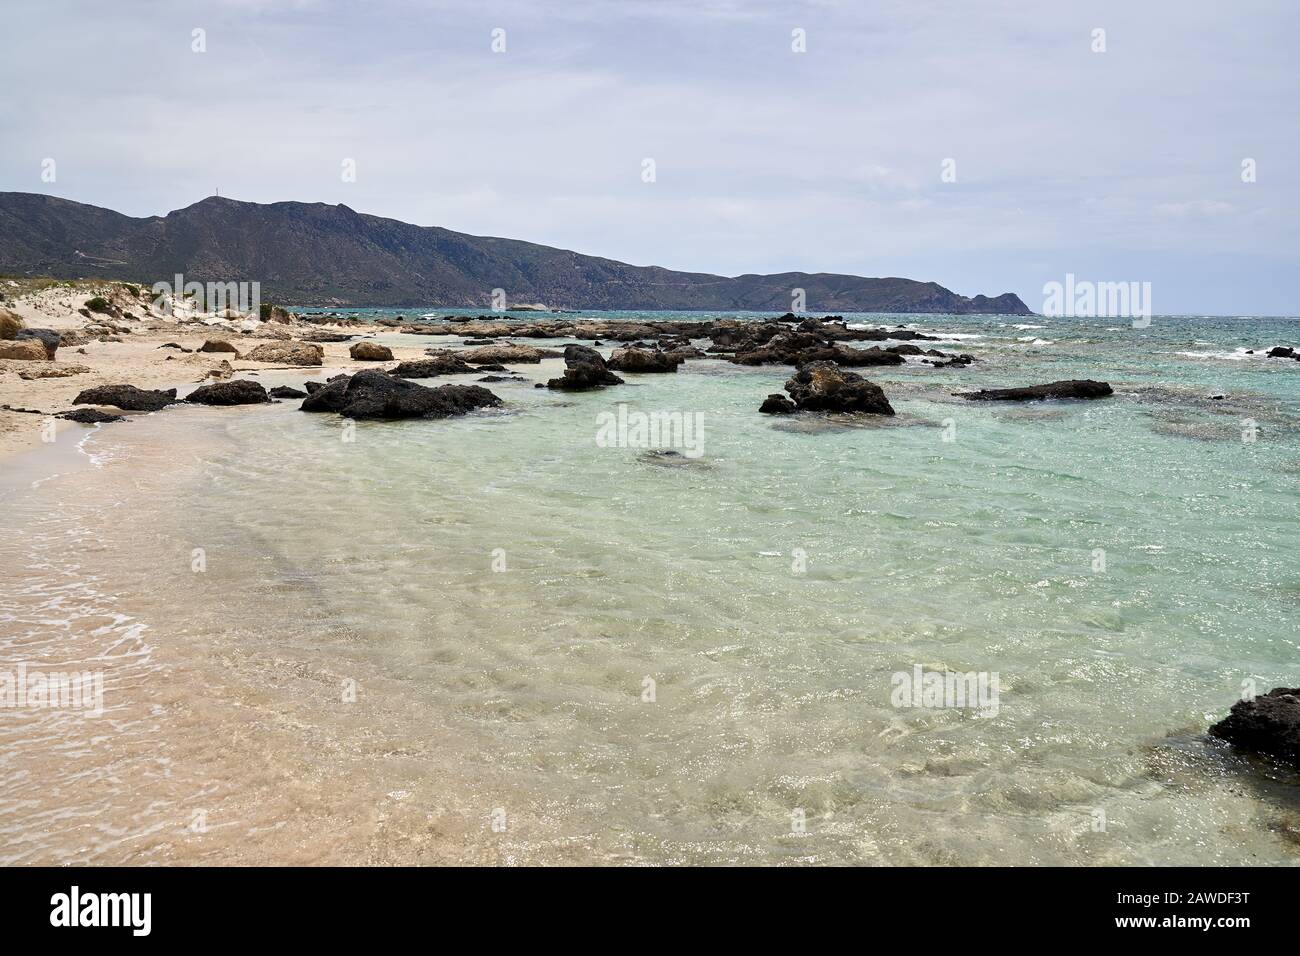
[85,296,113,314]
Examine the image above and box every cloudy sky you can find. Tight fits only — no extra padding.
[2,0,1296,314]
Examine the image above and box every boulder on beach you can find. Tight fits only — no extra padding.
[458,344,561,364]
[0,339,49,361]
[955,380,1113,402]
[783,361,895,415]
[349,341,394,361]
[389,355,474,378]
[14,328,60,359]
[606,347,682,373]
[73,384,178,411]
[268,385,307,399]
[758,393,796,414]
[546,345,624,391]
[185,380,271,406]
[0,308,24,340]
[1209,687,1300,769]
[244,341,325,366]
[199,339,241,357]
[299,369,501,420]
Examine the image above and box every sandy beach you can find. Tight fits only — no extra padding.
[0,281,459,459]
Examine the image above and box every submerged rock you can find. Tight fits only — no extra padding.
[185,380,271,405]
[1210,687,1300,768]
[299,369,501,420]
[956,380,1113,402]
[783,361,894,415]
[546,345,624,391]
[73,384,178,411]
[349,341,394,361]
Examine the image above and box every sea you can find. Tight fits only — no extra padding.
[1,309,1296,865]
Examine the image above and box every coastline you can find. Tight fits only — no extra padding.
[2,290,1298,865]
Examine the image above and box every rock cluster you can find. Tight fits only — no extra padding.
[299,370,501,420]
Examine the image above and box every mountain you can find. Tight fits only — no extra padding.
[0,192,1032,314]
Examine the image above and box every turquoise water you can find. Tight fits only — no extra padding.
[2,310,1297,864]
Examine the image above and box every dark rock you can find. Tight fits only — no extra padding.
[198,339,241,356]
[1209,687,1300,768]
[606,347,682,373]
[268,385,308,399]
[57,408,124,424]
[758,393,796,414]
[14,328,60,359]
[1266,346,1297,360]
[299,369,501,420]
[477,375,527,383]
[472,364,509,372]
[784,361,894,415]
[185,380,271,405]
[546,345,623,391]
[158,342,192,352]
[73,384,177,411]
[956,380,1113,402]
[389,355,475,378]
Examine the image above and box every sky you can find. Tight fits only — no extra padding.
[2,0,1297,314]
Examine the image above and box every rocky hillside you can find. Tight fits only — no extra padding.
[0,192,1032,313]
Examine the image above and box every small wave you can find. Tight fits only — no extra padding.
[1012,324,1046,330]
[1173,348,1254,362]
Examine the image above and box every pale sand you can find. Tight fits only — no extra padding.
[0,282,439,459]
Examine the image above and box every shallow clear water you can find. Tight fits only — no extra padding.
[1,311,1298,864]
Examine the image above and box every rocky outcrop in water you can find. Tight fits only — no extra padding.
[1266,346,1298,360]
[546,345,624,391]
[73,384,178,411]
[606,347,682,373]
[956,380,1113,402]
[57,408,124,424]
[185,380,271,405]
[783,361,895,415]
[299,369,500,420]
[1210,687,1300,768]
[268,385,307,399]
[758,393,796,414]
